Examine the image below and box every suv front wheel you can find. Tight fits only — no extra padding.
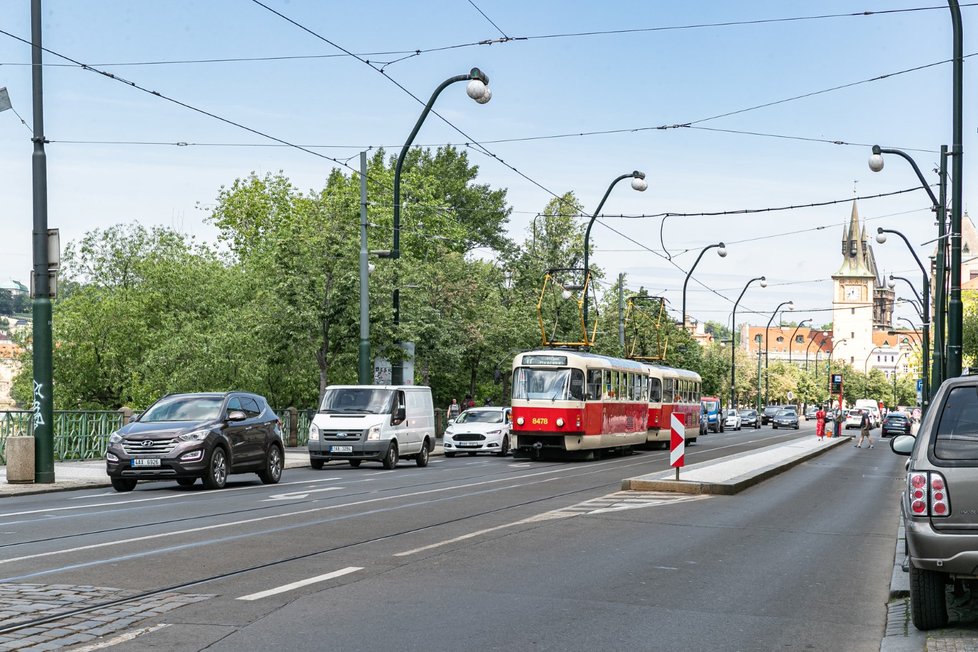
[203,447,228,489]
[909,562,949,630]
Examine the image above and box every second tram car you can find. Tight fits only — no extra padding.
[511,350,648,458]
[642,365,702,448]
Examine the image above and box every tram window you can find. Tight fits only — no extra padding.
[587,369,601,400]
[649,377,662,403]
[633,374,644,400]
[569,369,585,401]
[663,379,675,403]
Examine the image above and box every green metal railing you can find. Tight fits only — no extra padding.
[0,408,316,464]
[0,410,124,464]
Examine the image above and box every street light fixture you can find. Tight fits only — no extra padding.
[788,319,812,365]
[806,330,828,372]
[582,171,647,340]
[730,276,766,410]
[681,242,726,332]
[764,300,793,406]
[385,68,490,384]
[865,346,884,374]
[876,226,930,411]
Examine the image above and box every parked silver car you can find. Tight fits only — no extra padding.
[771,408,799,430]
[891,374,978,630]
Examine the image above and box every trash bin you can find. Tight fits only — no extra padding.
[5,436,35,484]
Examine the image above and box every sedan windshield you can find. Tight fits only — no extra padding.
[455,410,505,424]
[776,410,795,418]
[141,396,224,422]
[319,388,393,414]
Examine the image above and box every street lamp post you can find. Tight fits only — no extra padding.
[788,319,812,365]
[865,346,884,374]
[381,68,490,385]
[876,227,930,412]
[730,276,766,410]
[755,334,763,412]
[582,171,647,339]
[806,330,828,371]
[764,301,793,406]
[681,242,726,333]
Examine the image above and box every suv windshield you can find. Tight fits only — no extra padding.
[141,396,224,422]
[455,410,505,424]
[319,388,393,414]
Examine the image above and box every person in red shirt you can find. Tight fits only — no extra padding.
[815,406,826,442]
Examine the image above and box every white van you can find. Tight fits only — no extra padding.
[308,385,435,469]
[854,399,881,427]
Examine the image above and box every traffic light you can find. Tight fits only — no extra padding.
[830,373,843,393]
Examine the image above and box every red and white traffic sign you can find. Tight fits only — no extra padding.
[670,413,685,468]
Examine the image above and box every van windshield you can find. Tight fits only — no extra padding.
[702,401,719,412]
[319,388,394,414]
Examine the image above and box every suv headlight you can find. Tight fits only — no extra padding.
[177,429,210,442]
[109,432,124,444]
[309,424,320,441]
[366,425,382,441]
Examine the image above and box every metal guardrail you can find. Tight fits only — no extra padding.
[0,407,316,463]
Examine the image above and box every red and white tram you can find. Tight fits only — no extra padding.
[642,364,702,447]
[510,349,650,458]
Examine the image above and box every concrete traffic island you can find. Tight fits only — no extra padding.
[622,435,851,495]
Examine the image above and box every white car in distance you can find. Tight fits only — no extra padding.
[443,407,512,457]
[723,409,742,431]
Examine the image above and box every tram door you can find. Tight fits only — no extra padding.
[585,368,603,434]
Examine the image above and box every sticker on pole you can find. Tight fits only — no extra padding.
[670,413,685,468]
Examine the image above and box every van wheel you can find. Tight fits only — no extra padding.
[202,448,228,490]
[498,436,510,457]
[349,459,361,468]
[910,562,949,630]
[382,442,399,469]
[310,458,324,470]
[111,478,137,492]
[416,440,430,467]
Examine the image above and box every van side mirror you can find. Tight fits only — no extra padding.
[227,410,247,422]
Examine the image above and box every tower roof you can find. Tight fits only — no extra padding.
[835,200,875,278]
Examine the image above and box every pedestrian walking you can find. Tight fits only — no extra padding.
[447,398,460,422]
[463,394,476,411]
[855,409,874,448]
[815,405,826,442]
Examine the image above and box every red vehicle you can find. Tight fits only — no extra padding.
[642,365,702,448]
[511,349,648,458]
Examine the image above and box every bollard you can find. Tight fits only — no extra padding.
[5,436,35,484]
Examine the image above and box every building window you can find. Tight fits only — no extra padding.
[850,357,854,364]
[796,335,804,343]
[851,332,855,339]
[776,336,784,343]
[851,308,855,315]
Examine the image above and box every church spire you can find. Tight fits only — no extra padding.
[836,199,873,277]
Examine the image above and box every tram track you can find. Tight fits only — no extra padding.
[0,429,811,637]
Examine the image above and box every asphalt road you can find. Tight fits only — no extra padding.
[0,422,905,651]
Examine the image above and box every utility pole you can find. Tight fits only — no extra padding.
[31,0,54,483]
[617,273,624,348]
[358,151,371,384]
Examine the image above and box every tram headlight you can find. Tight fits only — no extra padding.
[556,418,565,427]
[517,417,525,425]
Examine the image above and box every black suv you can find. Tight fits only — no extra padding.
[761,405,782,426]
[891,375,978,630]
[105,392,284,492]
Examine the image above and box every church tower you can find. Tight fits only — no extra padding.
[832,201,876,369]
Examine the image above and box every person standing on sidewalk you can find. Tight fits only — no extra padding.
[855,409,874,448]
[447,398,460,422]
[815,405,826,442]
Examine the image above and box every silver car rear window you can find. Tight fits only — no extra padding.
[934,386,978,461]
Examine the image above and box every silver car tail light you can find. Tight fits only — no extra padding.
[908,471,950,517]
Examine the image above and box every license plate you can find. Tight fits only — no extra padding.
[458,442,480,447]
[131,458,161,467]
[330,445,353,453]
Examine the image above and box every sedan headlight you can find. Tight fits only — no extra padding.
[366,425,382,441]
[308,424,320,441]
[108,432,124,444]
[486,429,503,436]
[177,429,210,442]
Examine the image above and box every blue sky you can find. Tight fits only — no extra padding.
[0,1,975,330]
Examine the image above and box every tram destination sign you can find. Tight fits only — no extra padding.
[522,354,568,366]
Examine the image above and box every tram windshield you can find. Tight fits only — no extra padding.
[512,367,585,401]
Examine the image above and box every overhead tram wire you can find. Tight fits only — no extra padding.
[3,4,974,69]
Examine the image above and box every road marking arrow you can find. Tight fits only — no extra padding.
[264,486,342,501]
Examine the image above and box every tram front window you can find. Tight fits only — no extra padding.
[513,368,585,401]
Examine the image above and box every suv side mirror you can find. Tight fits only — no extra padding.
[227,410,247,422]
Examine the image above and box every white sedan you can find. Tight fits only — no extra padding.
[443,407,512,457]
[723,409,742,431]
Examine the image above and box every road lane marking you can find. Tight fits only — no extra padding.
[0,477,343,518]
[72,624,170,650]
[394,512,574,557]
[264,487,342,501]
[237,566,363,601]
